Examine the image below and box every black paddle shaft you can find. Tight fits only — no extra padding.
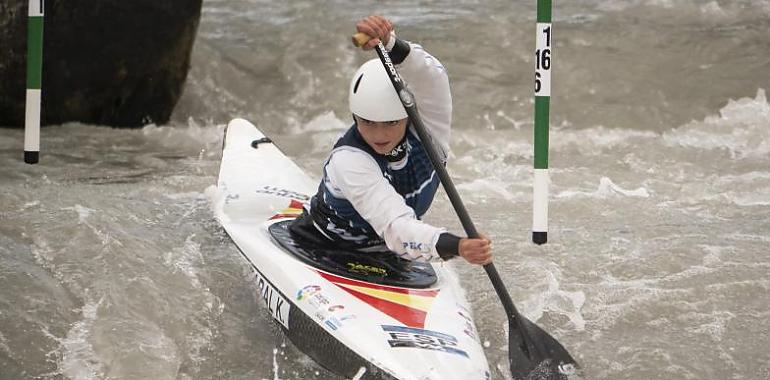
[370,42,578,379]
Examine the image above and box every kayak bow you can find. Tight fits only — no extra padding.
[213,118,492,380]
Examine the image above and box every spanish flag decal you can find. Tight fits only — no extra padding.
[318,271,439,328]
[269,199,304,220]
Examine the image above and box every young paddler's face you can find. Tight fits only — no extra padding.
[355,116,409,155]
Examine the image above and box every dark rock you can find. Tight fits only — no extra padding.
[0,0,202,128]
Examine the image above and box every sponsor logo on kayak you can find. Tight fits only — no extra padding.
[456,304,478,341]
[255,272,290,328]
[322,314,356,331]
[315,304,353,331]
[324,317,342,331]
[381,325,468,358]
[346,262,387,276]
[256,186,310,201]
[308,293,330,309]
[298,288,355,331]
[296,285,321,301]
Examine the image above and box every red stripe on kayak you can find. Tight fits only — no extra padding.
[268,199,305,220]
[317,271,439,297]
[338,282,428,328]
[318,271,439,328]
[269,213,300,220]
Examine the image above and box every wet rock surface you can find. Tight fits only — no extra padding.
[0,0,202,128]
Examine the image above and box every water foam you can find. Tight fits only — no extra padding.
[553,126,658,153]
[555,177,650,199]
[350,366,367,380]
[663,89,770,159]
[289,111,348,134]
[522,264,587,331]
[62,204,95,224]
[161,234,223,372]
[60,204,122,248]
[456,178,525,201]
[23,200,41,209]
[0,330,10,358]
[164,191,208,201]
[271,347,284,380]
[163,235,206,295]
[142,118,226,158]
[60,296,106,380]
[682,310,735,342]
[292,111,349,153]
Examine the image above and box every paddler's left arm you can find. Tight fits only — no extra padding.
[387,33,487,262]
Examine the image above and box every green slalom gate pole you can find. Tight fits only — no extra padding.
[532,0,552,245]
[24,0,44,164]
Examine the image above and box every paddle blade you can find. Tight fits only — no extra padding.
[509,316,579,380]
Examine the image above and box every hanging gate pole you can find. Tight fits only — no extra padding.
[532,0,553,244]
[24,0,44,164]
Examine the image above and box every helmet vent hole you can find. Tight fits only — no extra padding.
[353,73,364,94]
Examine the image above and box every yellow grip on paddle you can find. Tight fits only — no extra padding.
[351,32,372,47]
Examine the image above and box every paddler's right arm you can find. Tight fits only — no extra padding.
[326,149,450,262]
[326,150,491,265]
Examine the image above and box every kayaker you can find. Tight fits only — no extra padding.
[290,15,492,266]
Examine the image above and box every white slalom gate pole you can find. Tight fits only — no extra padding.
[532,0,552,245]
[24,0,44,164]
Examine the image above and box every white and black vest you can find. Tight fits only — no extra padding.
[307,124,440,249]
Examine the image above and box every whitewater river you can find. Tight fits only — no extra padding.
[1,0,769,379]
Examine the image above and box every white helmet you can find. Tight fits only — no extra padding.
[349,59,407,122]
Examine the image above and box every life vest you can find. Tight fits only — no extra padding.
[307,124,440,248]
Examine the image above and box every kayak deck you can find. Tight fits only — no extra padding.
[269,220,437,288]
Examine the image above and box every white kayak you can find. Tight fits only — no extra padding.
[213,118,491,380]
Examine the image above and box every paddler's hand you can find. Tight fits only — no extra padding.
[355,15,393,50]
[459,235,492,266]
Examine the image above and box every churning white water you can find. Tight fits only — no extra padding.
[2,0,769,379]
